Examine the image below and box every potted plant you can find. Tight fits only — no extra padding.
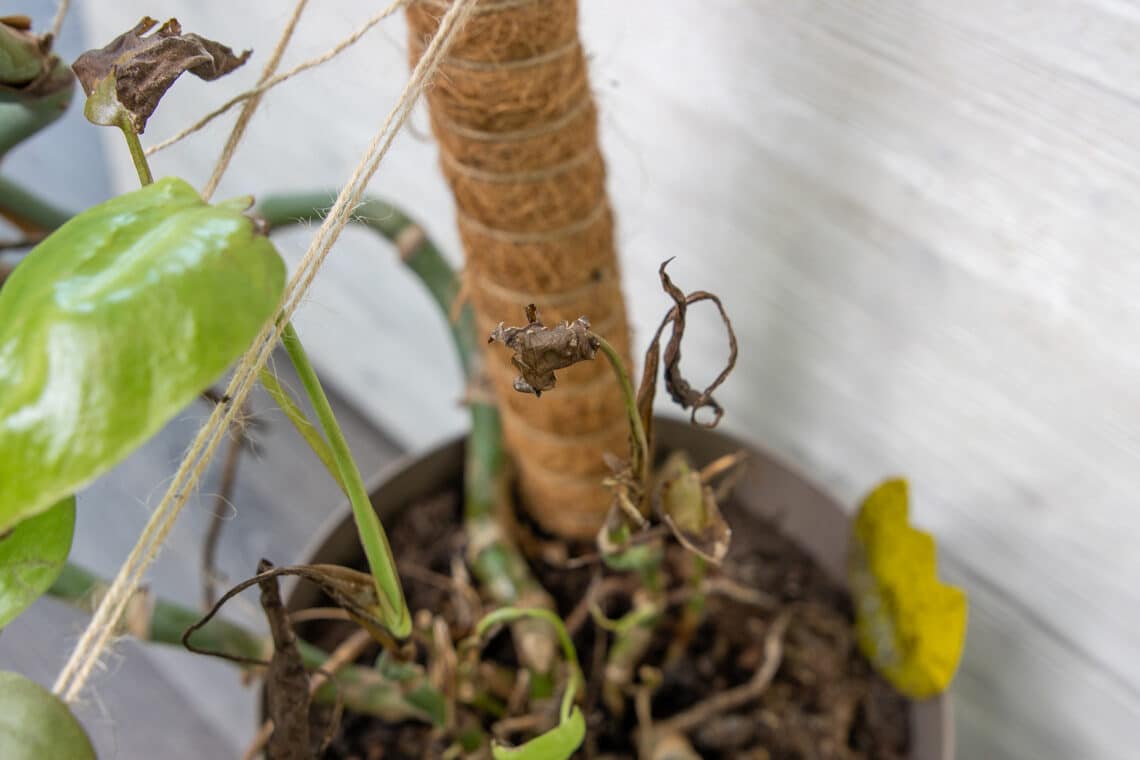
[0,6,965,759]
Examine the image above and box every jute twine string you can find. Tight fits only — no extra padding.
[202,0,310,200]
[51,0,478,703]
[408,0,631,537]
[145,0,408,157]
[49,0,70,40]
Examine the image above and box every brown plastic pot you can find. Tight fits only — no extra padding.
[286,417,954,759]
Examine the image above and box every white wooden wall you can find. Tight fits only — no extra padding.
[68,2,1140,757]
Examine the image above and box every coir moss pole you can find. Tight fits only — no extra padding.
[407,0,632,538]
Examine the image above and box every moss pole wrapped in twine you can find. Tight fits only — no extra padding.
[407,0,631,538]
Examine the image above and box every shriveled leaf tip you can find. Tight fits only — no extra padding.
[489,305,599,396]
[71,16,250,132]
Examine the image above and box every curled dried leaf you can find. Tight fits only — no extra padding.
[636,259,738,430]
[488,304,599,396]
[71,17,250,132]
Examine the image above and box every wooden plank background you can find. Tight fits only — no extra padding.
[6,1,1139,757]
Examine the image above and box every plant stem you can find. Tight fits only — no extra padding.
[280,321,410,638]
[0,175,73,236]
[591,332,650,497]
[118,118,153,186]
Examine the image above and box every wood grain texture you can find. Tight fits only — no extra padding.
[56,2,1140,757]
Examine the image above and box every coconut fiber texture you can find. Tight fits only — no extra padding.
[408,0,632,538]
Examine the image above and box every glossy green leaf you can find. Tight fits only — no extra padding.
[0,177,285,532]
[847,478,968,698]
[491,706,585,760]
[0,671,95,760]
[0,495,74,628]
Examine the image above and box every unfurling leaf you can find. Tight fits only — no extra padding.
[847,478,967,698]
[488,304,598,396]
[0,496,74,629]
[0,671,95,760]
[0,177,285,533]
[71,17,249,132]
[655,451,731,565]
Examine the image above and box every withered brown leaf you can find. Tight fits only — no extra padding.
[488,304,599,396]
[71,17,249,132]
[636,259,738,431]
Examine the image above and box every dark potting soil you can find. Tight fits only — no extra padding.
[308,486,910,760]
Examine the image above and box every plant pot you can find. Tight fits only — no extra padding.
[284,417,953,759]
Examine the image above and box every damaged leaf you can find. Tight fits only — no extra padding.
[656,451,731,565]
[636,259,738,432]
[847,478,967,699]
[0,17,75,158]
[257,559,312,760]
[488,304,598,396]
[71,17,249,132]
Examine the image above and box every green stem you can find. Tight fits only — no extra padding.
[0,175,73,235]
[118,118,153,186]
[47,563,440,724]
[591,332,650,498]
[280,321,410,638]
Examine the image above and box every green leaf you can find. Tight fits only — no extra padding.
[491,706,585,760]
[0,495,74,628]
[0,671,95,759]
[847,478,968,698]
[0,177,285,532]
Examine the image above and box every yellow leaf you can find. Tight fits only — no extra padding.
[848,478,967,699]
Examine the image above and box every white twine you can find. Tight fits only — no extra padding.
[52,0,480,704]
